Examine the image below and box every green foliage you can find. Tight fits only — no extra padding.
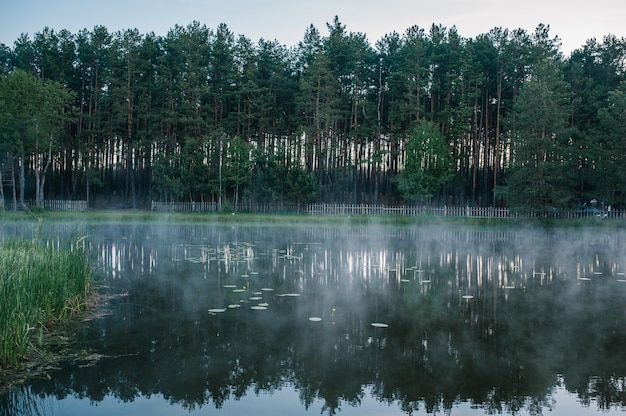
[0,237,92,367]
[396,121,454,201]
[249,151,282,203]
[281,165,318,205]
[247,150,317,206]
[498,60,576,212]
[0,22,625,209]
[222,136,252,203]
[0,68,75,207]
[588,82,626,205]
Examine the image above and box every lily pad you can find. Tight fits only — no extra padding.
[309,317,322,322]
[371,322,389,328]
[251,306,267,310]
[208,308,226,313]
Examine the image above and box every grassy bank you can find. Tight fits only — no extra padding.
[0,236,92,367]
[2,209,621,229]
[0,208,621,232]
[0,209,541,227]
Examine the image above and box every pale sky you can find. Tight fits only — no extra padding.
[1,0,625,55]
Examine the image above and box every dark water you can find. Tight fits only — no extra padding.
[2,223,626,415]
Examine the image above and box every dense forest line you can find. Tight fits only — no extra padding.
[0,17,625,211]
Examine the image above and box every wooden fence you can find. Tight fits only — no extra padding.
[3,199,620,218]
[1,199,88,212]
[44,199,88,211]
[151,201,303,213]
[150,201,625,220]
[151,201,218,212]
[307,204,520,218]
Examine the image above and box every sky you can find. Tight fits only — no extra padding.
[1,0,625,55]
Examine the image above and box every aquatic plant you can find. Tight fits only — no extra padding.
[0,237,92,367]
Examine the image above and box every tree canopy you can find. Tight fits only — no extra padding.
[0,19,625,211]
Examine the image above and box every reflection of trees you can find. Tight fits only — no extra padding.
[3,225,626,415]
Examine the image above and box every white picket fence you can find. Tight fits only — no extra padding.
[3,199,617,218]
[44,199,88,211]
[150,201,624,219]
[307,204,518,218]
[151,201,218,212]
[1,199,88,212]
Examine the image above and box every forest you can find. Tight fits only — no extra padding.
[0,17,625,211]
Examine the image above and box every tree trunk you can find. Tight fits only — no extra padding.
[493,72,502,206]
[0,161,5,210]
[19,154,25,210]
[11,161,16,211]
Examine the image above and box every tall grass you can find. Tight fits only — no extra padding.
[0,236,92,367]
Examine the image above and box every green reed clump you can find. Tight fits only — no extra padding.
[0,237,92,367]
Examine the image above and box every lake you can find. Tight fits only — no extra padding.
[2,222,626,415]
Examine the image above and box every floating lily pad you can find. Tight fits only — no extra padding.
[578,277,591,281]
[400,279,410,283]
[223,284,237,288]
[309,317,322,322]
[249,296,262,301]
[461,295,474,299]
[251,306,267,310]
[208,308,226,313]
[371,322,389,328]
[228,304,241,309]
[261,288,274,291]
[504,286,515,289]
[233,289,246,292]
[284,293,301,297]
[258,302,269,307]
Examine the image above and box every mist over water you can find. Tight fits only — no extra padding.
[2,222,626,415]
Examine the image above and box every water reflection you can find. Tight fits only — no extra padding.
[2,224,626,415]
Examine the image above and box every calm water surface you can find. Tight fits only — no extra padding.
[2,223,626,415]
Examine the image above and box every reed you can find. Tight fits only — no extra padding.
[0,237,92,367]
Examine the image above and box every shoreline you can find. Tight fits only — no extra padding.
[0,209,619,228]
